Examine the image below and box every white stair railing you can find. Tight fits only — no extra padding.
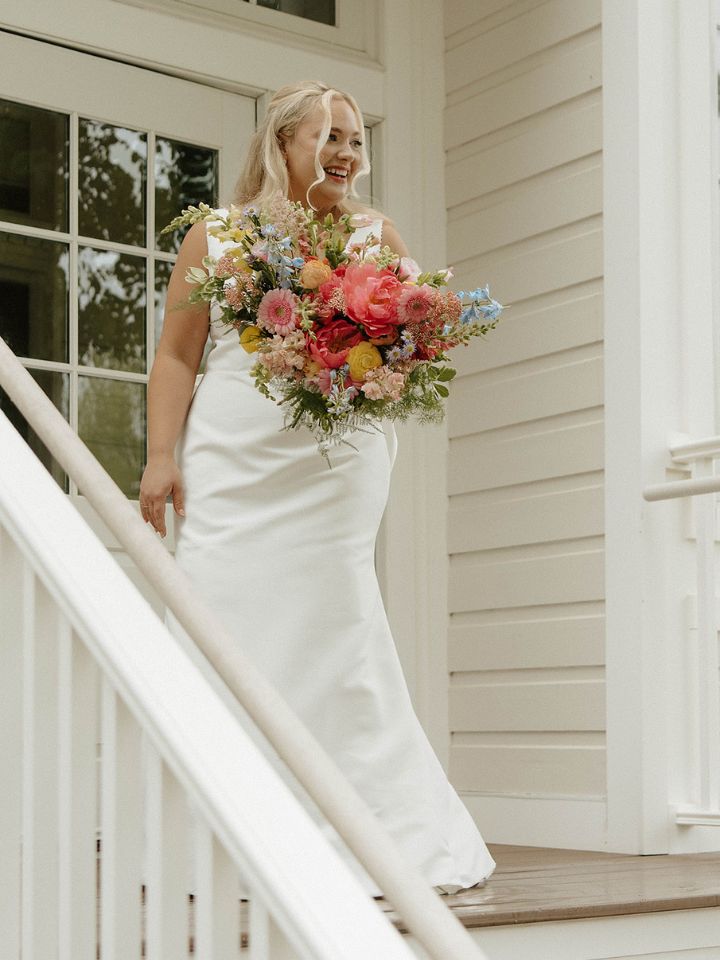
[0,337,488,960]
[644,435,720,824]
[0,411,419,960]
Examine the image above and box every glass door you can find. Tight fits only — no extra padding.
[0,31,254,506]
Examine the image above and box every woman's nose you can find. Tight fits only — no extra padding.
[336,141,354,160]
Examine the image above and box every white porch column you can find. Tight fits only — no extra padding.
[376,0,450,760]
[603,0,718,852]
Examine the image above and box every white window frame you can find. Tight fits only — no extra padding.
[112,0,381,64]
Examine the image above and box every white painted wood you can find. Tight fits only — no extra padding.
[0,3,385,112]
[144,735,197,959]
[449,355,603,436]
[449,546,605,612]
[449,419,604,494]
[449,483,603,553]
[444,0,606,846]
[26,580,61,960]
[0,530,23,959]
[57,625,98,960]
[460,906,720,960]
[449,609,605,670]
[450,679,605,733]
[21,561,36,960]
[602,0,719,855]
[446,100,602,212]
[99,680,144,960]
[446,0,600,92]
[463,794,607,849]
[450,743,605,796]
[445,38,601,151]
[451,288,603,375]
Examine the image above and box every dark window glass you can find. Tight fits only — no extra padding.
[0,98,69,232]
[155,138,218,254]
[251,0,335,26]
[0,233,69,363]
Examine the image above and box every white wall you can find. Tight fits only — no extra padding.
[443,0,607,847]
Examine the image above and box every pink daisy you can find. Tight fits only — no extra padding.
[396,284,435,325]
[257,288,299,335]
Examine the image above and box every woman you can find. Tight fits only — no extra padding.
[139,80,496,898]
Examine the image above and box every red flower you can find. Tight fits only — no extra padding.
[342,262,403,339]
[308,318,363,369]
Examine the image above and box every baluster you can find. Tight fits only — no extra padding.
[27,579,61,958]
[693,454,720,810]
[250,902,301,960]
[58,625,98,960]
[191,813,243,959]
[21,559,36,959]
[143,739,193,957]
[99,679,144,959]
[0,528,23,959]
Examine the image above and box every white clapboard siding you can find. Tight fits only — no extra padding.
[444,0,604,822]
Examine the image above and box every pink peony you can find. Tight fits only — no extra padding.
[342,262,403,340]
[257,288,299,336]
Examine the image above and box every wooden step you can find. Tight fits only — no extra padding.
[373,843,720,932]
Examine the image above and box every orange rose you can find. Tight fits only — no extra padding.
[300,258,333,290]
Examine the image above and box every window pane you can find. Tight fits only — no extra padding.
[78,376,145,498]
[155,138,218,254]
[0,98,69,232]
[0,369,70,492]
[253,0,335,25]
[78,246,146,373]
[0,232,69,363]
[78,119,147,248]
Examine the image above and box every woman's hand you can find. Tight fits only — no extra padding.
[139,455,185,538]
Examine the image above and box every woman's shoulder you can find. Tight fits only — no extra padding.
[378,218,410,259]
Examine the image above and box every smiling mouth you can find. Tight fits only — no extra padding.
[325,170,349,183]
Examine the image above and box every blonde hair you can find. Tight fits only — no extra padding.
[232,80,385,221]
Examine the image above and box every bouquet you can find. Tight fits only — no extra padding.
[161,197,506,466]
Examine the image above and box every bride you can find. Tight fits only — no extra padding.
[138,80,496,898]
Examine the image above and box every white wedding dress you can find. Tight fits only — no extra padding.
[164,209,496,899]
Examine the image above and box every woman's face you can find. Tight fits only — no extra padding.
[283,96,364,218]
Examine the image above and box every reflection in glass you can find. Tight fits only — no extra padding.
[78,246,146,373]
[155,138,218,254]
[78,119,147,247]
[0,233,69,363]
[78,376,145,498]
[251,0,335,25]
[0,369,69,492]
[0,99,69,232]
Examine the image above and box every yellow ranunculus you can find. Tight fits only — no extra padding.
[239,325,262,353]
[347,341,382,382]
[300,259,333,290]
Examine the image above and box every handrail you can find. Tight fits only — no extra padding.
[643,475,720,501]
[0,337,486,960]
[0,411,414,959]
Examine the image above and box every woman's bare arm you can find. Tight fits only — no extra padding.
[140,220,210,535]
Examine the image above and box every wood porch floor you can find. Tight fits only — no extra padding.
[375,843,720,933]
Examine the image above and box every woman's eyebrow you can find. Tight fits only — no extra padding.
[330,126,362,137]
